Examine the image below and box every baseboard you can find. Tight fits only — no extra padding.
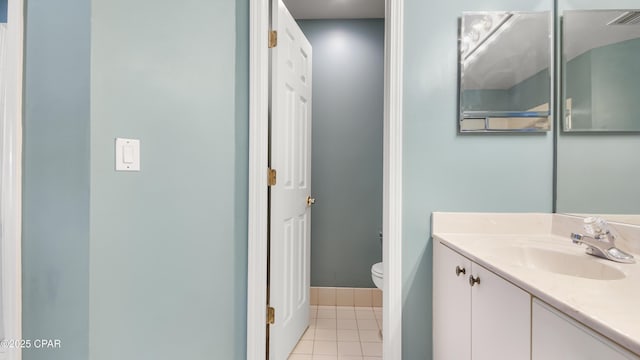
[310,286,382,307]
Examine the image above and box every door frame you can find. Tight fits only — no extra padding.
[1,0,23,360]
[246,0,404,358]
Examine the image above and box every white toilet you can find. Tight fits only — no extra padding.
[371,262,383,289]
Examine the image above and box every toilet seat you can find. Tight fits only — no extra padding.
[371,262,383,277]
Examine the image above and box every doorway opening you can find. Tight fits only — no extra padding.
[247,0,403,359]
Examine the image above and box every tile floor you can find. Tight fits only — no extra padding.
[288,305,383,360]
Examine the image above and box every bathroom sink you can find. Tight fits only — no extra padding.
[491,246,626,280]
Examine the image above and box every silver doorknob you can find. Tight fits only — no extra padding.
[306,196,316,207]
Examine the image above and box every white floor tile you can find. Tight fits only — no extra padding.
[355,309,376,320]
[337,318,358,330]
[315,318,337,329]
[337,342,362,356]
[358,330,381,343]
[356,319,379,330]
[292,340,314,354]
[302,328,315,341]
[337,329,359,342]
[318,308,337,319]
[314,341,338,355]
[337,309,357,319]
[361,342,382,357]
[312,355,338,360]
[315,328,337,341]
[288,354,312,360]
[289,304,384,360]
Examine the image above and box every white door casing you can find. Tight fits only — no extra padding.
[268,0,312,358]
[0,0,23,359]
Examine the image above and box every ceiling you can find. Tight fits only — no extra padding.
[463,10,640,90]
[563,10,640,60]
[463,12,552,90]
[282,0,384,19]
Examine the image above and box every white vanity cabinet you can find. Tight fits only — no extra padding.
[532,299,640,360]
[434,241,531,360]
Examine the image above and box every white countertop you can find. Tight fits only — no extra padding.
[432,212,640,356]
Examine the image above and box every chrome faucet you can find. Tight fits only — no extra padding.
[570,217,635,264]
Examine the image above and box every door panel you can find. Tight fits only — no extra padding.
[269,0,312,358]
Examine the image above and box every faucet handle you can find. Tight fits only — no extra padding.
[583,217,609,237]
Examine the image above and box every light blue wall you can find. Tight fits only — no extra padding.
[557,0,640,215]
[23,1,248,358]
[403,0,553,358]
[89,1,246,359]
[297,19,384,288]
[235,0,250,355]
[22,0,91,359]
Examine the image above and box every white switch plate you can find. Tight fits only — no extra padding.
[115,138,140,171]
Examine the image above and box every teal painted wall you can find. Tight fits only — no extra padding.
[462,89,510,111]
[403,0,554,358]
[297,19,384,288]
[89,1,246,359]
[509,69,551,110]
[0,0,6,22]
[462,68,551,112]
[22,0,91,359]
[565,50,593,128]
[566,39,640,130]
[557,0,640,215]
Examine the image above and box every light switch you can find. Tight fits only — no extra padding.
[123,145,135,164]
[115,138,140,171]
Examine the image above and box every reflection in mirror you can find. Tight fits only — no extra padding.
[563,10,640,131]
[459,11,552,132]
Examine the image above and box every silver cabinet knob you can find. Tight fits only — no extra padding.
[455,266,466,276]
[469,275,480,287]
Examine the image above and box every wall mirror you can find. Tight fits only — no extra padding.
[562,10,640,132]
[459,11,552,132]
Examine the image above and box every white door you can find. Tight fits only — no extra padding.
[269,0,312,359]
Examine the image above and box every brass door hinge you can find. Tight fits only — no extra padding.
[267,306,275,325]
[268,168,277,186]
[269,30,278,48]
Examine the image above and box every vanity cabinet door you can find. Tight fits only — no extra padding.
[533,299,640,360]
[471,263,531,360]
[434,242,472,360]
